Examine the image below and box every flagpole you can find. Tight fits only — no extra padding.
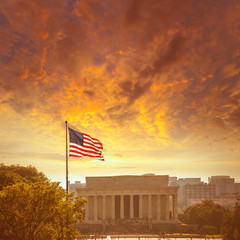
[65,120,68,194]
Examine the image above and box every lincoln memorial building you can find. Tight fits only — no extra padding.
[73,174,179,232]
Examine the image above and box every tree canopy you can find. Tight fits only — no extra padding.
[182,198,240,239]
[0,164,86,240]
[183,199,229,232]
[0,164,48,190]
[222,199,240,240]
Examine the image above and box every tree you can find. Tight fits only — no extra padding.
[233,199,240,237]
[0,170,26,190]
[222,199,240,240]
[0,176,86,240]
[183,199,229,233]
[0,164,48,190]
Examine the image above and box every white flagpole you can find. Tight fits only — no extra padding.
[65,121,69,230]
[65,120,69,194]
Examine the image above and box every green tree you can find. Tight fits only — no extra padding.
[183,199,229,233]
[0,175,86,240]
[0,164,48,190]
[233,199,240,237]
[222,199,240,240]
[0,170,26,190]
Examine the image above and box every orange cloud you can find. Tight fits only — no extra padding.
[40,32,49,39]
[1,0,240,181]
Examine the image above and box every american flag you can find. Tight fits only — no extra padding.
[68,128,104,161]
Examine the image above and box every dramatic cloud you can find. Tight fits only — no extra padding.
[1,0,240,183]
[140,33,185,78]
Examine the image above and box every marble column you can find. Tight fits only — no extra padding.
[157,194,161,220]
[165,194,169,221]
[173,194,178,220]
[85,196,89,221]
[111,195,115,220]
[130,195,134,219]
[139,195,143,219]
[120,195,124,219]
[148,195,152,220]
[94,195,98,221]
[102,195,106,220]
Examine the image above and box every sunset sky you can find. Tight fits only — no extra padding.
[1,0,240,187]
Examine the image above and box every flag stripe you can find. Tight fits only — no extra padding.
[69,151,104,161]
[69,153,104,161]
[70,143,102,154]
[68,128,104,161]
[69,145,102,156]
[83,134,102,148]
[83,140,102,151]
[69,149,101,157]
[83,133,100,143]
[69,145,103,158]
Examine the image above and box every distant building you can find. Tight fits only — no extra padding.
[235,182,240,193]
[208,176,235,196]
[169,177,215,211]
[177,178,202,186]
[69,181,86,194]
[169,175,239,212]
[176,178,202,196]
[184,182,215,199]
[169,177,178,186]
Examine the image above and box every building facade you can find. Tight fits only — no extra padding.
[69,181,86,194]
[176,178,202,197]
[75,175,179,227]
[209,176,235,196]
[184,183,216,199]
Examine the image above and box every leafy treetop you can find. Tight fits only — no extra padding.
[0,164,86,240]
[0,163,48,190]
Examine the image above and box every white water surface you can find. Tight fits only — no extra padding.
[84,238,222,240]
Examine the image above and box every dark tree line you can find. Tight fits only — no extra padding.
[182,199,240,239]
